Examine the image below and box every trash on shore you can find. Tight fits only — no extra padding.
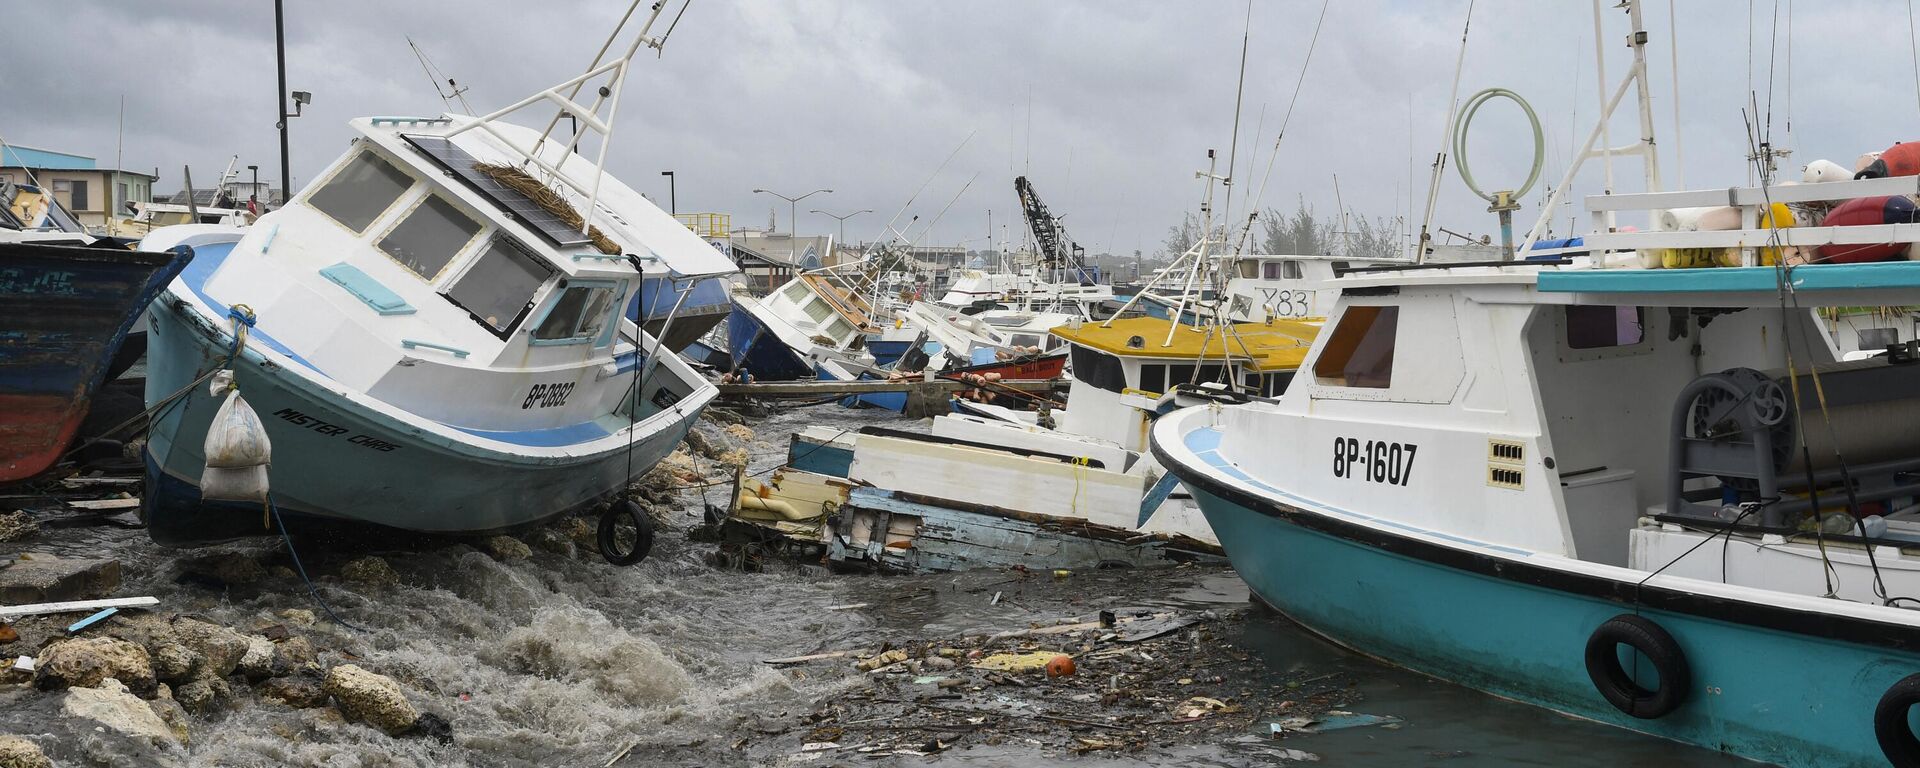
[737,606,1369,757]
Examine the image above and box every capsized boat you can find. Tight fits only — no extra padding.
[0,239,191,485]
[138,6,732,544]
[1154,5,1920,760]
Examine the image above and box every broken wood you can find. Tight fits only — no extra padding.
[0,595,158,619]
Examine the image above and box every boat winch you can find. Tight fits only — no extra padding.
[1668,351,1920,527]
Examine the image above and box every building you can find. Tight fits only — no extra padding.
[0,145,156,232]
[725,231,834,295]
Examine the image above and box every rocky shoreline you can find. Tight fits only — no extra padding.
[0,414,763,768]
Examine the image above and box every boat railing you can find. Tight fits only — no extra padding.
[1575,175,1920,267]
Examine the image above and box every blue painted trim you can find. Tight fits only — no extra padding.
[400,339,470,358]
[259,224,279,253]
[451,420,612,447]
[1538,262,1920,294]
[170,241,328,378]
[319,262,416,315]
[572,253,627,262]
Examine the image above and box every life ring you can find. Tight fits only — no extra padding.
[1874,673,1920,766]
[1583,614,1689,719]
[597,498,655,566]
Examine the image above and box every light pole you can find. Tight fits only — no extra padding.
[247,164,260,213]
[273,0,310,204]
[660,170,675,214]
[811,208,871,261]
[752,187,831,264]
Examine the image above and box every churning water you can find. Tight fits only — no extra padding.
[1,406,1746,767]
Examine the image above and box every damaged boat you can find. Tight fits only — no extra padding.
[137,5,733,544]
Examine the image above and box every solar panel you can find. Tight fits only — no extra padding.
[402,134,594,249]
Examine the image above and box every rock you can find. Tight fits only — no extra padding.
[62,678,179,745]
[257,676,328,708]
[173,677,229,715]
[526,527,573,556]
[148,696,192,744]
[169,619,248,678]
[701,406,745,426]
[339,556,400,588]
[0,736,51,768]
[0,624,17,644]
[150,643,202,684]
[483,535,531,562]
[275,636,317,667]
[237,635,282,681]
[269,566,298,581]
[323,664,420,735]
[723,424,756,443]
[558,517,597,553]
[402,711,454,743]
[278,608,316,628]
[0,553,120,604]
[179,551,267,588]
[656,447,703,484]
[0,511,38,543]
[684,428,723,460]
[716,448,750,469]
[35,636,155,695]
[925,655,957,671]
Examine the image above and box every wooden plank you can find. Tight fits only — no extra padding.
[64,498,141,511]
[0,596,158,618]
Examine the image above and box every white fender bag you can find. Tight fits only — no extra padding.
[200,370,273,502]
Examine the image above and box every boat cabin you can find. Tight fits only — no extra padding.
[1051,316,1314,452]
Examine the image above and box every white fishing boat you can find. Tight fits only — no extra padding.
[1155,3,1920,764]
[138,3,730,548]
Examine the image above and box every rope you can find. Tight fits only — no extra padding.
[267,497,365,632]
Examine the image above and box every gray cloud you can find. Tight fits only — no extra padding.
[3,1,1911,256]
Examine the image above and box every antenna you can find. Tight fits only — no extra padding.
[407,35,473,114]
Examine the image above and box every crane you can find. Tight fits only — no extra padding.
[1013,176,1085,274]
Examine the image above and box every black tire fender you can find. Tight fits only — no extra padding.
[1583,613,1690,719]
[597,499,655,566]
[1874,673,1920,767]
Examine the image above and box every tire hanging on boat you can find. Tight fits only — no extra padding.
[1874,673,1920,767]
[597,498,655,566]
[1583,614,1690,719]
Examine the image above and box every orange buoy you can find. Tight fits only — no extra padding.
[1856,141,1920,179]
[1046,654,1076,678]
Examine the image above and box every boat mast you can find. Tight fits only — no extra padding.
[444,0,686,240]
[1516,0,1661,257]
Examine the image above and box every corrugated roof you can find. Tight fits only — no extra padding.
[1,145,96,170]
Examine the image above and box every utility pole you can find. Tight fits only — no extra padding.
[811,208,871,260]
[753,187,831,264]
[274,0,291,204]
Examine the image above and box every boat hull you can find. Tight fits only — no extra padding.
[1156,413,1920,768]
[0,241,191,485]
[725,300,813,381]
[142,287,702,545]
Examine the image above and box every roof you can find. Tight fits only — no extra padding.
[1,145,94,170]
[1052,316,1320,371]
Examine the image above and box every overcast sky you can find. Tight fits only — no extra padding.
[5,1,1913,257]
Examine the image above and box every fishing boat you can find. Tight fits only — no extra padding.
[1155,4,1920,763]
[0,238,191,485]
[725,265,879,382]
[137,3,731,545]
[633,274,730,352]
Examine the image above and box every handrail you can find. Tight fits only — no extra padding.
[400,339,470,358]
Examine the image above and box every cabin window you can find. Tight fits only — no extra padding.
[310,151,413,233]
[1566,306,1645,349]
[1238,260,1260,279]
[532,280,618,344]
[781,280,811,304]
[444,236,550,335]
[1070,345,1127,394]
[378,194,482,280]
[1169,364,1229,387]
[1138,364,1166,394]
[825,316,854,341]
[801,298,834,323]
[1313,305,1397,388]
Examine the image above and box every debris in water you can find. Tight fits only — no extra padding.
[1271,710,1403,734]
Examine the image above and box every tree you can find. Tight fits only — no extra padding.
[1162,212,1202,258]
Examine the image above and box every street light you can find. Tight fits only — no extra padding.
[247,164,260,213]
[660,170,675,215]
[811,208,872,261]
[752,187,831,264]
